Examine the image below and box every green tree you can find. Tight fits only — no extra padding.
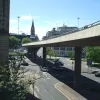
[66,51,75,58]
[9,36,20,49]
[54,51,59,57]
[46,48,55,59]
[85,46,100,63]
[22,37,32,44]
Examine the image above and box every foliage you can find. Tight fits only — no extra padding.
[22,37,32,44]
[54,51,59,57]
[9,52,24,56]
[9,36,21,49]
[46,48,58,59]
[66,51,75,58]
[0,55,27,100]
[85,46,100,63]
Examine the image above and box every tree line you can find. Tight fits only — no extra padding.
[9,36,33,49]
[46,47,100,63]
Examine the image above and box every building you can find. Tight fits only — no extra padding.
[30,20,39,41]
[9,20,39,41]
[42,25,79,57]
[9,33,31,40]
[0,0,10,62]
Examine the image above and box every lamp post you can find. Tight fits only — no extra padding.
[17,16,20,50]
[77,17,80,28]
[17,16,20,35]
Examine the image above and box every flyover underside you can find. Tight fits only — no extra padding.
[24,36,100,48]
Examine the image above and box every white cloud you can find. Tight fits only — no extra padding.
[20,15,33,20]
[20,15,40,20]
[35,26,52,40]
[10,19,17,23]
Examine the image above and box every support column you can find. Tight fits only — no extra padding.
[74,47,82,88]
[27,48,32,59]
[43,47,46,67]
[33,48,37,62]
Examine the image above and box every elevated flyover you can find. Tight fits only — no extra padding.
[23,21,100,47]
[22,21,100,88]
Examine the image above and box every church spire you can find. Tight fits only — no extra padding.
[31,20,35,36]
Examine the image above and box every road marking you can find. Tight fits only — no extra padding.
[44,89,55,100]
[54,83,73,100]
[34,86,39,92]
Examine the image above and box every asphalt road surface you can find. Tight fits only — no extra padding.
[34,48,100,100]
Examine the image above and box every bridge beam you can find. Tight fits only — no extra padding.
[74,47,82,88]
[43,47,46,67]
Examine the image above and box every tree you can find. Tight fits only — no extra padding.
[9,36,20,49]
[22,37,32,44]
[66,51,75,58]
[85,46,100,63]
[54,51,59,57]
[46,48,55,59]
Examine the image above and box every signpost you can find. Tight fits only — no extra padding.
[87,59,92,73]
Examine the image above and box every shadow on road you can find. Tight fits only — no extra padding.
[26,93,41,100]
[28,56,100,100]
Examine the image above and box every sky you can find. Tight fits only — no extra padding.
[10,0,100,40]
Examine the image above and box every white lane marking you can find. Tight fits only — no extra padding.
[44,89,55,100]
[34,86,39,92]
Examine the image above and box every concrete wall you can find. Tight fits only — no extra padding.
[0,0,10,62]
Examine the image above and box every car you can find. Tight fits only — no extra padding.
[41,67,49,72]
[54,60,64,66]
[52,66,64,70]
[9,56,16,60]
[95,72,100,77]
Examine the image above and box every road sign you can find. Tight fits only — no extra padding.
[87,59,92,66]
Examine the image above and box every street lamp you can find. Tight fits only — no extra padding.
[77,17,80,28]
[17,16,20,35]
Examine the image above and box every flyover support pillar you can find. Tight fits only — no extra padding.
[27,47,36,62]
[74,47,82,89]
[33,48,37,62]
[43,47,46,67]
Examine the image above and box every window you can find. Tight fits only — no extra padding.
[60,47,65,50]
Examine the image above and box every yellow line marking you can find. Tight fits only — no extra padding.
[54,83,73,100]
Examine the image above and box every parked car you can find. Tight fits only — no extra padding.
[41,67,49,72]
[54,60,64,66]
[95,72,100,77]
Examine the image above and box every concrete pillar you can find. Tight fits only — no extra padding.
[0,0,10,63]
[43,47,46,67]
[74,47,82,88]
[27,48,32,59]
[33,48,37,62]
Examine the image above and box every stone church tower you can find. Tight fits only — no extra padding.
[30,20,39,41]
[31,20,35,37]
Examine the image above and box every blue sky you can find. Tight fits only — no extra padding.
[10,0,100,39]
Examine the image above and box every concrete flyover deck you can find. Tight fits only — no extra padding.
[22,21,100,47]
